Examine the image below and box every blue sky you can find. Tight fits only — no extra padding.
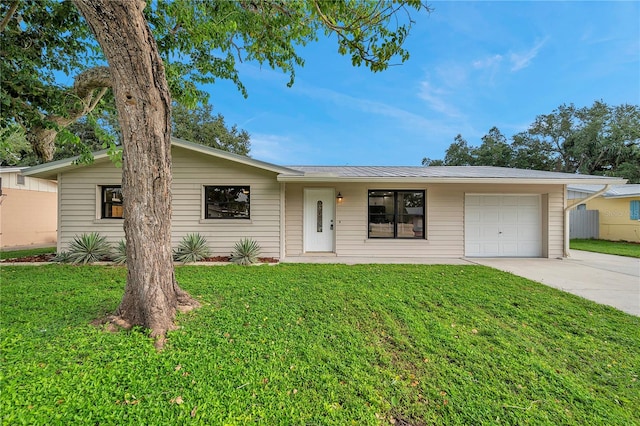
[204,1,640,166]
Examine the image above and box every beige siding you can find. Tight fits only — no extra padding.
[285,183,565,259]
[171,147,281,257]
[57,161,123,252]
[58,146,282,257]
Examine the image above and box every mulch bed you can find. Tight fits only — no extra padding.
[1,254,57,263]
[1,254,279,264]
[202,256,280,264]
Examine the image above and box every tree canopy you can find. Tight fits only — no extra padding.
[423,101,640,183]
[172,103,250,156]
[9,0,429,343]
[1,0,426,163]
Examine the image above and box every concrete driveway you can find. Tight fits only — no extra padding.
[472,250,640,316]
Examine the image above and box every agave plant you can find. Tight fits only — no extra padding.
[67,232,112,264]
[173,233,211,264]
[231,238,261,265]
[53,251,71,263]
[112,239,127,265]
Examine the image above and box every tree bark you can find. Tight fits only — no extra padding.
[73,0,199,346]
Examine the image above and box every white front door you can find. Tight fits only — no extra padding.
[465,194,542,257]
[304,188,335,252]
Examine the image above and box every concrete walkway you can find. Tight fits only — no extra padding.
[471,250,640,316]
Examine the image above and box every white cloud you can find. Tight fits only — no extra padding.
[473,54,503,69]
[509,38,549,71]
[417,81,462,118]
[249,133,302,164]
[295,83,449,131]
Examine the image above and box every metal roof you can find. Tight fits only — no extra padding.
[280,165,627,184]
[22,139,627,186]
[567,184,640,198]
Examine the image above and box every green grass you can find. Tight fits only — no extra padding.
[2,264,639,425]
[0,246,56,260]
[571,239,640,258]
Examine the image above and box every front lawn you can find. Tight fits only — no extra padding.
[571,239,640,258]
[2,264,639,425]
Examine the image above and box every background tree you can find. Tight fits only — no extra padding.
[421,157,444,166]
[475,126,512,167]
[510,131,557,171]
[25,0,429,345]
[425,101,640,182]
[0,125,34,166]
[442,134,474,166]
[172,103,250,156]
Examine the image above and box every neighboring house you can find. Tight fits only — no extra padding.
[24,139,625,260]
[568,184,640,242]
[0,167,58,249]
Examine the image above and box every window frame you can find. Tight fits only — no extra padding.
[203,185,251,220]
[368,189,425,239]
[101,185,124,219]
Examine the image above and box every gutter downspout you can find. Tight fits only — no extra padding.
[564,184,611,257]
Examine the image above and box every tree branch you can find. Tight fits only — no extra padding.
[0,0,19,33]
[15,66,113,162]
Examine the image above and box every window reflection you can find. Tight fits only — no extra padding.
[368,190,424,238]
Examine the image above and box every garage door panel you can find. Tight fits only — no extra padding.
[501,197,519,206]
[500,225,518,240]
[501,242,518,256]
[518,226,539,240]
[481,210,499,222]
[481,242,499,257]
[465,194,542,257]
[466,195,481,205]
[517,242,540,257]
[501,210,519,224]
[466,209,481,222]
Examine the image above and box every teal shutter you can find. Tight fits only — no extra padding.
[631,200,640,220]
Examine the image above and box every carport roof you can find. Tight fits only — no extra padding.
[567,184,640,198]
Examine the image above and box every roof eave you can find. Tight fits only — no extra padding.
[170,138,303,175]
[603,194,640,199]
[23,139,305,180]
[22,150,111,180]
[277,175,628,185]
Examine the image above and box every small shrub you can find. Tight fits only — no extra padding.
[231,238,261,265]
[53,251,71,263]
[112,239,127,265]
[173,233,211,263]
[67,232,112,264]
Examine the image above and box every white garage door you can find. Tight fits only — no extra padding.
[465,195,542,257]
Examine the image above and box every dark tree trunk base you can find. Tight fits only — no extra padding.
[91,281,200,350]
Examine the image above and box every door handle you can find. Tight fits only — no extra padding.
[330,219,334,230]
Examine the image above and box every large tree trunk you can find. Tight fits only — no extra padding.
[73,0,199,346]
